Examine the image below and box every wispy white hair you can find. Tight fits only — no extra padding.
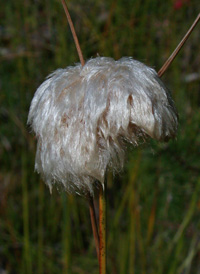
[28,57,178,195]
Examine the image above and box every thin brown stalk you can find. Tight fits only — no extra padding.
[99,185,106,274]
[158,13,200,77]
[89,197,100,260]
[60,0,100,262]
[61,0,85,66]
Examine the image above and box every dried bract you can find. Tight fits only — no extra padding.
[28,57,178,195]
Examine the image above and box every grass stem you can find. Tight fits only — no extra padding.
[158,13,200,77]
[99,184,107,274]
[61,0,85,66]
[88,196,100,260]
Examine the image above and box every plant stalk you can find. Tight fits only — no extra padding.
[158,13,200,77]
[61,0,101,266]
[61,0,85,66]
[99,184,107,274]
[88,196,100,260]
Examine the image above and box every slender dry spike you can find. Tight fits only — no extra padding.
[158,13,200,77]
[89,197,100,260]
[61,0,85,66]
[99,185,106,274]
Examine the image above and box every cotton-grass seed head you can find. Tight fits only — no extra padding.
[28,57,178,195]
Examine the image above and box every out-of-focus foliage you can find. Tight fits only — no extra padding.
[0,0,200,273]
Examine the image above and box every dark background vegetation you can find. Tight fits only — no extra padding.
[1,0,200,273]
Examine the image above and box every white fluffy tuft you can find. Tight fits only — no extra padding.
[28,57,178,195]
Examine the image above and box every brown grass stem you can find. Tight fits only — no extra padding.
[61,0,85,66]
[60,0,101,267]
[88,197,100,260]
[99,185,107,274]
[158,13,200,77]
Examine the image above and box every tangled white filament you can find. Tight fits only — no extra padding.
[28,57,178,195]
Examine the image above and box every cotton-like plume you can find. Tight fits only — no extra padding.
[28,57,178,195]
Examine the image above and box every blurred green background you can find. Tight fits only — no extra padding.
[1,0,200,273]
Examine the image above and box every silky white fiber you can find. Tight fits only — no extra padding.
[28,57,178,195]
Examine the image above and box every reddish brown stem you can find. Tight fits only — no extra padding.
[61,0,100,263]
[99,185,106,274]
[61,0,85,66]
[158,13,200,77]
[89,197,100,260]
